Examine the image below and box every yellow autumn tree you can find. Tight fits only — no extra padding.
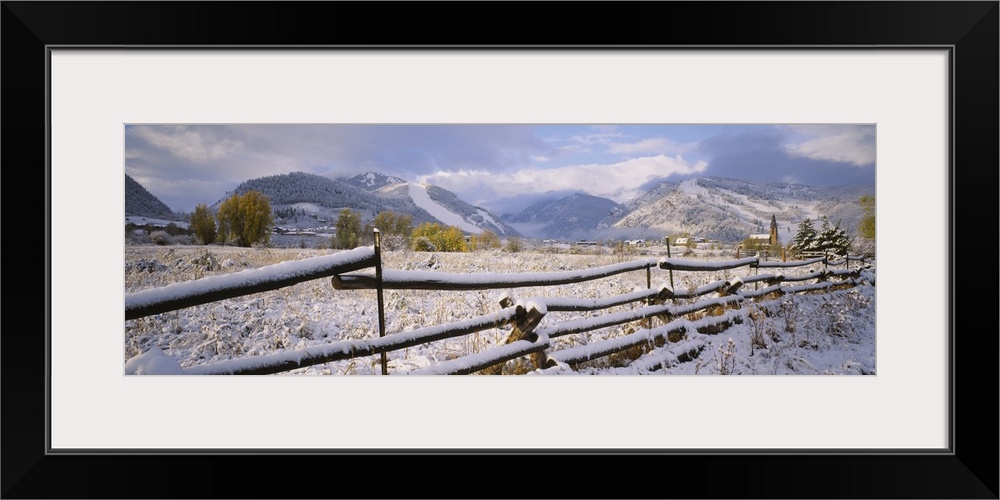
[366,211,413,250]
[217,190,273,247]
[411,222,467,252]
[189,203,216,245]
[469,229,501,251]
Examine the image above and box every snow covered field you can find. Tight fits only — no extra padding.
[124,245,876,376]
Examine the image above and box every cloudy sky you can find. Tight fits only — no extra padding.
[124,124,876,215]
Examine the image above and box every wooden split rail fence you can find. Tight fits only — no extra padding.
[125,232,872,375]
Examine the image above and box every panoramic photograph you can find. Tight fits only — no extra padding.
[123,124,876,376]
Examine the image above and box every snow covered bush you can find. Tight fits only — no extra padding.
[149,230,172,245]
[504,237,523,253]
[709,338,738,375]
[412,236,436,252]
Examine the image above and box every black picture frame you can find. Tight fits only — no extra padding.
[4,2,997,498]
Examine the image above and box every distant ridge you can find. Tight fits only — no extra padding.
[607,177,874,243]
[125,173,176,218]
[217,171,518,236]
[504,193,624,240]
[501,176,873,242]
[340,171,407,191]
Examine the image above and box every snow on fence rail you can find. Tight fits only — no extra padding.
[331,259,660,291]
[171,304,531,375]
[125,235,872,375]
[544,312,744,367]
[125,246,377,320]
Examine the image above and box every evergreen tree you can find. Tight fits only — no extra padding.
[814,217,851,256]
[831,221,852,256]
[793,218,818,252]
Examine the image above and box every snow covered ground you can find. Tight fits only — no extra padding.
[124,245,875,376]
[125,215,189,229]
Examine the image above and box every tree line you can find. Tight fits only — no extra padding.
[187,191,519,252]
[332,208,514,252]
[791,195,875,258]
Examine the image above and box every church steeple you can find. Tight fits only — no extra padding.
[769,215,779,245]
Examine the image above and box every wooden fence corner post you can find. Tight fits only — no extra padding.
[374,229,387,375]
[482,305,547,375]
[498,295,515,309]
[649,285,674,327]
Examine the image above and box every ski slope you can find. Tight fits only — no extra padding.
[408,183,482,234]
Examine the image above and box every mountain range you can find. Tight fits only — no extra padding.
[599,177,873,243]
[126,172,874,243]
[125,174,176,218]
[503,193,625,240]
[212,171,519,236]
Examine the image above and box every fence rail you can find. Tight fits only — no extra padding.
[331,259,659,291]
[125,235,873,375]
[125,246,377,320]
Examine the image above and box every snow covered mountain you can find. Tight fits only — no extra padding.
[608,177,874,243]
[377,182,519,236]
[214,172,438,228]
[340,171,406,191]
[206,172,870,243]
[216,172,517,236]
[498,177,873,243]
[125,173,177,218]
[504,193,625,240]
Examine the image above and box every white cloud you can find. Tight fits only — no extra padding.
[568,130,625,146]
[782,125,875,166]
[607,137,697,156]
[130,125,244,164]
[418,154,708,205]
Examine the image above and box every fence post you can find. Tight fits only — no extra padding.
[374,228,388,375]
[665,238,674,290]
[645,263,653,307]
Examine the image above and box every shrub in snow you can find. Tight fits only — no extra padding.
[126,230,151,245]
[128,258,166,273]
[149,230,173,245]
[381,233,411,251]
[191,250,219,271]
[747,307,769,355]
[708,338,737,375]
[504,237,523,253]
[412,236,437,252]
